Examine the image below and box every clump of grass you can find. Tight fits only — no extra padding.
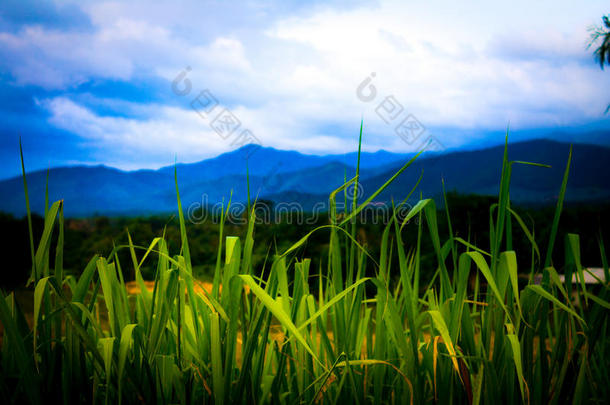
[1,129,609,404]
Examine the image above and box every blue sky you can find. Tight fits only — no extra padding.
[1,0,610,179]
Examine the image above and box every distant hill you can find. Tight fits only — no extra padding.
[359,139,610,205]
[165,146,411,182]
[0,139,608,217]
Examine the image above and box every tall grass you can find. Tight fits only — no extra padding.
[1,133,609,404]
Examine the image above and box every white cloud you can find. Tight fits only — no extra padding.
[43,97,230,168]
[2,0,610,165]
[41,96,360,170]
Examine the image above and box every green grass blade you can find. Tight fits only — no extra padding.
[526,285,585,325]
[19,138,36,284]
[340,149,424,226]
[544,145,572,268]
[238,274,325,368]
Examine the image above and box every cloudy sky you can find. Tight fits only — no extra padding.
[1,0,609,178]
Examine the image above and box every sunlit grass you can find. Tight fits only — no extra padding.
[0,130,608,404]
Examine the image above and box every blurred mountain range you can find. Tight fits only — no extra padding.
[1,139,608,217]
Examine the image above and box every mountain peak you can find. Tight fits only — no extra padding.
[2,138,608,216]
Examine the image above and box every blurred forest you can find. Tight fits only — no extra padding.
[1,192,609,290]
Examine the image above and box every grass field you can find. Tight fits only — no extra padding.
[0,132,609,404]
